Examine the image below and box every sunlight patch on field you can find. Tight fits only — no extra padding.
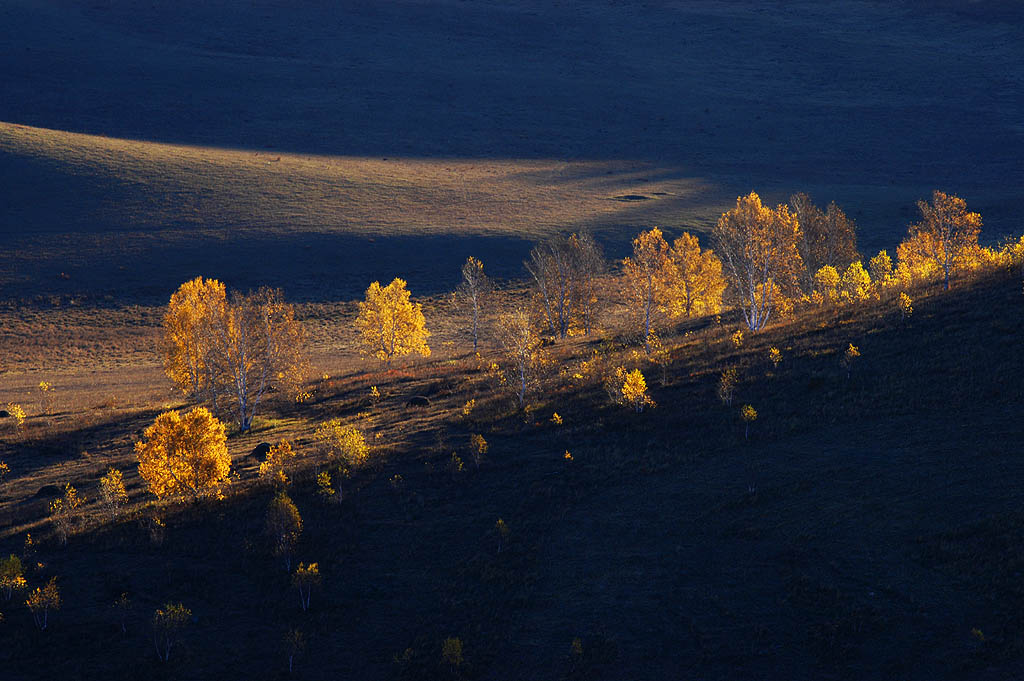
[0,121,724,241]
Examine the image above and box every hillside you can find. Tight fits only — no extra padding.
[2,269,1024,680]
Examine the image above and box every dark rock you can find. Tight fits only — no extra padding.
[34,484,62,499]
[0,410,9,418]
[405,396,431,408]
[250,442,272,460]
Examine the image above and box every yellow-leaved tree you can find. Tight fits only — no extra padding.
[622,227,676,352]
[163,279,308,432]
[839,261,872,302]
[713,192,803,331]
[356,278,430,366]
[163,276,226,400]
[903,190,983,290]
[669,232,727,318]
[496,307,543,409]
[135,407,230,500]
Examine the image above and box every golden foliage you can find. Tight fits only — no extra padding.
[904,190,983,290]
[293,562,321,611]
[898,292,913,320]
[718,368,738,406]
[163,276,226,397]
[258,440,296,487]
[812,265,840,304]
[316,471,336,502]
[841,343,861,378]
[740,404,758,422]
[6,403,25,430]
[25,577,60,630]
[99,468,129,519]
[0,461,8,484]
[442,637,465,668]
[790,192,859,287]
[163,280,308,432]
[49,483,84,545]
[731,330,744,348]
[714,192,803,330]
[620,368,654,412]
[868,250,894,288]
[266,491,303,571]
[768,347,782,369]
[622,227,675,350]
[135,407,230,500]
[669,232,727,318]
[355,277,430,366]
[313,420,368,468]
[153,603,191,661]
[0,554,26,601]
[839,261,873,302]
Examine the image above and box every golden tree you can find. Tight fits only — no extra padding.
[266,491,303,571]
[49,484,84,545]
[839,261,872,302]
[898,292,914,320]
[620,369,654,412]
[622,227,676,352]
[258,440,296,487]
[455,256,491,352]
[163,277,226,399]
[0,555,25,601]
[356,278,430,366]
[99,468,129,519]
[496,308,543,408]
[313,419,368,501]
[904,190,983,290]
[163,280,307,432]
[135,407,230,500]
[812,265,840,304]
[740,404,757,440]
[153,603,191,662]
[713,193,803,331]
[26,577,60,630]
[669,232,727,318]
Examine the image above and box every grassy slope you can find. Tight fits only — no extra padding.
[1,270,1024,680]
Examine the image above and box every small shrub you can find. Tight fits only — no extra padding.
[441,637,464,670]
[0,555,26,601]
[258,440,296,488]
[740,405,758,440]
[496,518,510,554]
[620,369,654,412]
[316,471,336,503]
[470,434,488,468]
[898,292,913,320]
[768,347,782,369]
[99,468,128,520]
[49,484,85,545]
[718,368,738,406]
[731,330,744,348]
[840,343,861,379]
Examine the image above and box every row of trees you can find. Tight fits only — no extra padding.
[160,189,1013,428]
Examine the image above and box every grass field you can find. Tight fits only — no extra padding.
[3,0,1024,678]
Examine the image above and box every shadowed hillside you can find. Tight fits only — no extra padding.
[2,0,1023,301]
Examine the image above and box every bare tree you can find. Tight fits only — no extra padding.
[496,308,542,409]
[203,288,307,432]
[571,231,605,335]
[455,257,491,352]
[789,193,858,291]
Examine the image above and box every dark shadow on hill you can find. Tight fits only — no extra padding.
[1,0,1021,192]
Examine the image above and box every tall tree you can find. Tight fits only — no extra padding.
[570,231,605,335]
[713,192,803,331]
[622,227,675,352]
[904,190,983,290]
[162,280,307,432]
[669,232,727,318]
[496,308,542,409]
[525,238,577,339]
[789,193,858,290]
[455,257,490,352]
[355,278,431,366]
